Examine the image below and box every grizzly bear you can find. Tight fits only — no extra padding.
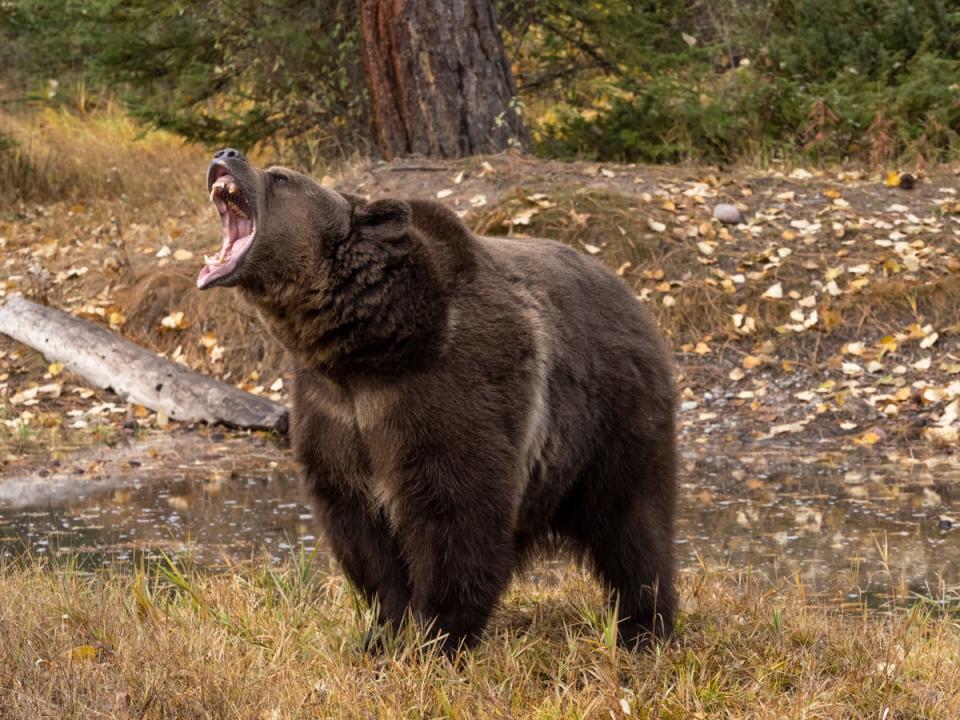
[198,148,677,652]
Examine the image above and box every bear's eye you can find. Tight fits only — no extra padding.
[272,173,289,185]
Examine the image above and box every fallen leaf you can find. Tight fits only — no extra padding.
[762,283,783,299]
[68,645,98,663]
[108,311,126,329]
[160,312,187,331]
[511,208,539,226]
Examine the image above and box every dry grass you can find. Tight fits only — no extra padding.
[0,105,201,206]
[122,270,288,382]
[0,556,957,719]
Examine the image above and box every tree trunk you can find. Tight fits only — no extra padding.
[359,0,529,159]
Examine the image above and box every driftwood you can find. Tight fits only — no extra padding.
[0,296,287,432]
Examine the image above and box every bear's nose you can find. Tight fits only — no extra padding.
[213,148,245,161]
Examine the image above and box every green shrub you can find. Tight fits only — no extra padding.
[3,0,959,165]
[513,0,960,164]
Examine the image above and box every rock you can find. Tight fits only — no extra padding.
[713,203,743,224]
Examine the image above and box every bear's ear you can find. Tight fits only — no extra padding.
[354,199,411,242]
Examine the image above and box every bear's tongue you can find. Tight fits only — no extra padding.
[197,175,256,289]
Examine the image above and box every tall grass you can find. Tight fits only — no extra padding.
[0,556,957,719]
[0,105,202,206]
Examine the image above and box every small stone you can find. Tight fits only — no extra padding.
[713,203,743,224]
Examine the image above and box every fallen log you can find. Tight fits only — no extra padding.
[0,295,288,432]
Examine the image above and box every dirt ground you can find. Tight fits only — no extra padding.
[2,152,960,483]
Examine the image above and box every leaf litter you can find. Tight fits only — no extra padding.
[2,154,960,513]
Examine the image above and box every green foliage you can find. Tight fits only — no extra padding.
[3,0,959,165]
[500,0,960,164]
[2,0,368,165]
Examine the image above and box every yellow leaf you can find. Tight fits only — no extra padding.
[854,430,882,446]
[884,171,901,188]
[876,336,898,357]
[160,311,187,331]
[69,645,97,662]
[823,188,842,199]
[742,355,763,369]
[48,362,64,377]
[108,311,126,329]
[820,309,843,330]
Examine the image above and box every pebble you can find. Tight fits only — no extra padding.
[713,203,744,224]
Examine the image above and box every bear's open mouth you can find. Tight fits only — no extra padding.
[197,166,256,289]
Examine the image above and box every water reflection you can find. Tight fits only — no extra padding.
[0,432,957,607]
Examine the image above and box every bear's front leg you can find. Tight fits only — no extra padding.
[389,456,519,654]
[309,476,411,633]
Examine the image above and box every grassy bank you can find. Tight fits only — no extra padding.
[1,556,957,719]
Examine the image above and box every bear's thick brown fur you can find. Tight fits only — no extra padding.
[199,149,677,652]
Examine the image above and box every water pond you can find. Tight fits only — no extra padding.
[0,429,956,609]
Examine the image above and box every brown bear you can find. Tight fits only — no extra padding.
[198,148,677,652]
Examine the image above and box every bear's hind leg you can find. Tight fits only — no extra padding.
[557,439,677,648]
[589,499,676,647]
